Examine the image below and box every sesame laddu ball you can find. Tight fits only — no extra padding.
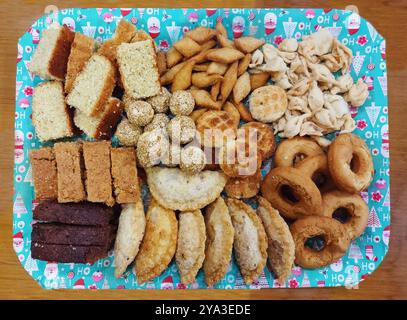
[167,115,196,144]
[180,146,207,175]
[126,100,154,127]
[144,113,170,132]
[136,129,169,168]
[169,90,195,116]
[115,118,143,146]
[161,143,182,168]
[147,87,171,113]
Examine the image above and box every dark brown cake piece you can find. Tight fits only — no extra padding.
[31,223,116,246]
[111,147,139,203]
[29,147,58,200]
[33,201,118,226]
[82,141,114,206]
[54,141,86,203]
[31,242,110,263]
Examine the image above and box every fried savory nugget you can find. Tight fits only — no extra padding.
[176,210,206,285]
[114,199,146,278]
[226,198,267,285]
[134,199,178,284]
[204,197,234,287]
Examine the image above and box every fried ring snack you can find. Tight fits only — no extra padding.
[134,199,177,283]
[226,198,267,285]
[274,137,324,167]
[176,210,206,285]
[327,133,374,193]
[261,167,322,219]
[321,191,368,240]
[204,197,234,287]
[296,154,336,193]
[290,216,351,269]
[257,196,295,282]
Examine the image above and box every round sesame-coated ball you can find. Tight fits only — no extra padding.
[180,146,206,175]
[144,113,170,132]
[136,129,169,168]
[115,118,142,146]
[169,90,195,116]
[167,115,196,144]
[147,87,171,113]
[126,100,154,127]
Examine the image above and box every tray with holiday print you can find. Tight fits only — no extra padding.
[13,8,389,289]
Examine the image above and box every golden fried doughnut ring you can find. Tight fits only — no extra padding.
[296,154,336,193]
[321,191,368,240]
[327,133,374,193]
[274,137,324,167]
[260,167,322,220]
[290,216,351,269]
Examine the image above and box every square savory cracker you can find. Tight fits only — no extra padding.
[29,147,58,200]
[116,40,160,99]
[111,147,139,203]
[98,19,136,66]
[82,141,114,206]
[54,141,86,203]
[73,97,124,139]
[65,32,95,93]
[32,81,74,142]
[28,24,74,80]
[66,54,116,117]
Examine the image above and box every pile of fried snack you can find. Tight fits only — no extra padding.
[27,17,372,287]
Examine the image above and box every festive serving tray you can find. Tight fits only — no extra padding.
[13,8,389,289]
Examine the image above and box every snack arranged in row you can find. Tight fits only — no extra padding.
[31,201,119,263]
[29,141,139,205]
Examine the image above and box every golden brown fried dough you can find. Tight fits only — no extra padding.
[173,37,202,58]
[189,40,217,64]
[234,37,265,53]
[226,198,267,285]
[186,26,217,44]
[250,72,271,90]
[207,62,229,75]
[238,53,251,77]
[176,210,206,285]
[233,72,251,104]
[134,199,177,284]
[223,101,240,128]
[215,21,227,37]
[171,60,195,92]
[166,47,183,68]
[160,61,187,85]
[190,108,208,123]
[207,48,244,64]
[204,197,234,287]
[114,200,146,278]
[220,61,238,103]
[190,89,222,110]
[211,81,221,101]
[156,51,167,76]
[192,72,223,88]
[193,63,210,72]
[235,101,254,122]
[224,170,262,199]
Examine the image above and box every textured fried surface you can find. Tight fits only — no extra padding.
[204,197,234,287]
[134,199,177,283]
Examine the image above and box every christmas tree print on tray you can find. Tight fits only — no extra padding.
[13,8,389,289]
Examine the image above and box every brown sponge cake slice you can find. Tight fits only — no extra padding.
[29,147,58,200]
[54,142,86,203]
[32,81,74,142]
[33,201,118,226]
[66,54,116,117]
[82,141,115,206]
[65,32,95,93]
[28,24,74,80]
[73,97,124,139]
[116,40,160,99]
[111,147,139,203]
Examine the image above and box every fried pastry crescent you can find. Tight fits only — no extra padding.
[226,198,267,285]
[146,167,227,211]
[176,210,206,285]
[114,199,146,278]
[257,196,295,282]
[134,199,178,284]
[203,197,234,287]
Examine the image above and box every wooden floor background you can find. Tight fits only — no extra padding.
[1,0,406,299]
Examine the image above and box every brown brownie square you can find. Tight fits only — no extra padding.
[82,141,114,206]
[54,141,86,202]
[29,147,58,200]
[111,147,139,203]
